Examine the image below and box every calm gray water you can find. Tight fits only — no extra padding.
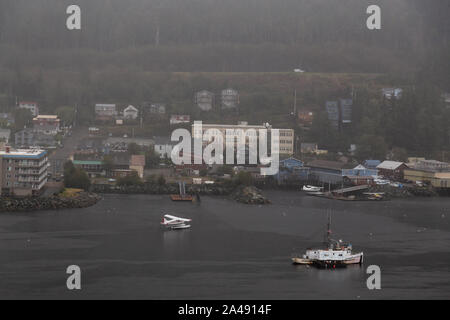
[0,191,449,299]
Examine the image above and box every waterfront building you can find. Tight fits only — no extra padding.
[342,164,378,177]
[343,175,374,186]
[404,159,450,189]
[307,160,349,185]
[363,160,381,169]
[376,161,408,181]
[18,102,39,117]
[72,160,105,178]
[0,147,48,196]
[277,157,309,184]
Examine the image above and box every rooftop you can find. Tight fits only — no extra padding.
[0,148,47,158]
[307,160,349,170]
[33,115,58,120]
[73,160,103,166]
[376,160,406,170]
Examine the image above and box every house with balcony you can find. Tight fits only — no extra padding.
[32,115,60,135]
[0,148,48,197]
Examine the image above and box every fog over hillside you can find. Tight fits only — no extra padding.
[0,0,448,79]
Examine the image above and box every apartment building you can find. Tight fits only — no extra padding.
[192,122,294,157]
[0,147,49,197]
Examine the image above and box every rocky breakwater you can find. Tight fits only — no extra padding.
[233,186,271,205]
[0,191,101,213]
[368,184,438,198]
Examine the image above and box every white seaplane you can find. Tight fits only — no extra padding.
[161,214,192,230]
[302,185,323,192]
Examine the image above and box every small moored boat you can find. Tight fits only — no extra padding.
[292,214,363,268]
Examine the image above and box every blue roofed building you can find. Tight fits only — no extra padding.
[276,157,309,184]
[342,164,378,177]
[307,159,349,185]
[363,160,381,170]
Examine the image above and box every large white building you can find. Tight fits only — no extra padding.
[192,122,294,157]
[0,147,48,196]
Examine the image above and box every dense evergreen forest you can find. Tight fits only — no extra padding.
[0,0,448,75]
[0,0,449,158]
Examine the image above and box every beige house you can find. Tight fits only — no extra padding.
[130,155,145,178]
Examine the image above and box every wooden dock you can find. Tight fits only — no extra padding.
[170,194,193,201]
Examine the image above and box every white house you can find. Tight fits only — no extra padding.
[221,88,239,109]
[154,136,176,159]
[0,128,11,143]
[123,105,139,120]
[382,88,403,100]
[195,90,215,111]
[18,102,39,117]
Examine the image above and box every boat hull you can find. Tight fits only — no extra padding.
[292,257,313,265]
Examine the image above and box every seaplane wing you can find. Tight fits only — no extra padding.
[162,214,192,224]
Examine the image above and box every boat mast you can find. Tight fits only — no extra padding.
[326,212,332,248]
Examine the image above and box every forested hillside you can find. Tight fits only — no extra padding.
[0,0,448,158]
[0,0,448,77]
